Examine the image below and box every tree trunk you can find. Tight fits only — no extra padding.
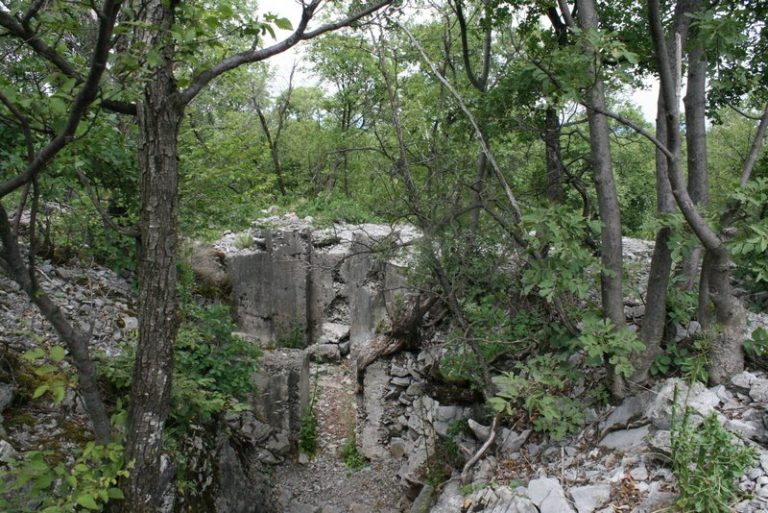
[682,40,708,289]
[647,0,746,384]
[120,1,182,511]
[707,246,745,384]
[577,0,626,397]
[544,107,564,203]
[633,0,699,383]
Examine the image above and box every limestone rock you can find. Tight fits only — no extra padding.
[499,428,531,456]
[527,477,576,513]
[599,425,650,451]
[0,383,14,413]
[307,343,341,363]
[570,484,611,513]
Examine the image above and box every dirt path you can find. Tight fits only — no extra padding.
[273,361,404,513]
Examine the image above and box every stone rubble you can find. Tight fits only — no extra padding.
[3,216,768,513]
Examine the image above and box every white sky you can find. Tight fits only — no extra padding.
[257,0,658,121]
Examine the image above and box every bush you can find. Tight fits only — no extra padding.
[340,434,366,471]
[671,397,756,512]
[99,302,260,436]
[489,354,584,441]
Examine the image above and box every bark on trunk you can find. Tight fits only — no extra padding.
[634,0,700,384]
[120,1,182,511]
[544,107,564,203]
[707,246,745,384]
[682,41,708,288]
[577,0,626,397]
[647,0,746,384]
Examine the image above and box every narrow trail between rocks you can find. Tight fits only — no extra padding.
[274,361,404,513]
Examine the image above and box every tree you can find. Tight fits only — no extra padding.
[121,2,394,511]
[0,0,125,445]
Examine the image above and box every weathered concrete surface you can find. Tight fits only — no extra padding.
[251,349,310,447]
[222,219,420,350]
[229,230,312,345]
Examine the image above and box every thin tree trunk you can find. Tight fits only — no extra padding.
[577,0,626,397]
[120,1,181,510]
[544,107,564,202]
[0,203,112,444]
[648,0,746,384]
[682,41,708,289]
[634,0,698,383]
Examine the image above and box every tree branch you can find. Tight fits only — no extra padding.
[179,0,393,106]
[401,24,523,224]
[0,0,123,198]
[739,103,768,187]
[75,170,139,237]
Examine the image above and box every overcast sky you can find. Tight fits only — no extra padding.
[257,0,658,121]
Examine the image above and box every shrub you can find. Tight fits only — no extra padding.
[671,407,755,513]
[340,434,366,471]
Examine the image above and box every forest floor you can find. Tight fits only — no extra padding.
[273,360,404,513]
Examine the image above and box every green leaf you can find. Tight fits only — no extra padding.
[76,494,100,510]
[274,17,292,30]
[146,49,162,68]
[50,346,66,363]
[52,385,66,404]
[22,348,46,361]
[32,385,49,399]
[108,487,125,499]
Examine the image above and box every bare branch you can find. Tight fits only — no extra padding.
[401,24,524,224]
[180,0,393,106]
[740,103,768,187]
[75,170,139,237]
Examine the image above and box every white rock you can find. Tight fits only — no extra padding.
[599,425,650,451]
[570,484,611,513]
[527,477,576,513]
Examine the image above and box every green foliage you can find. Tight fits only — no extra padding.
[671,407,755,513]
[744,327,768,360]
[576,313,644,378]
[729,178,768,293]
[275,318,306,349]
[340,434,366,471]
[0,442,129,513]
[298,408,319,457]
[489,355,584,441]
[521,206,600,303]
[99,302,260,436]
[651,337,711,382]
[20,345,71,404]
[291,192,385,226]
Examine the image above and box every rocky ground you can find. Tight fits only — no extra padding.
[273,361,404,513]
[2,218,768,513]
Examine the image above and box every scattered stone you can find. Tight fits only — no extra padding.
[409,484,433,513]
[307,344,341,363]
[468,419,491,441]
[319,323,349,344]
[570,484,611,513]
[599,424,650,451]
[732,371,758,390]
[629,464,649,481]
[0,439,17,461]
[600,392,650,435]
[0,383,14,413]
[499,429,530,456]
[647,430,672,457]
[527,477,576,513]
[749,379,768,403]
